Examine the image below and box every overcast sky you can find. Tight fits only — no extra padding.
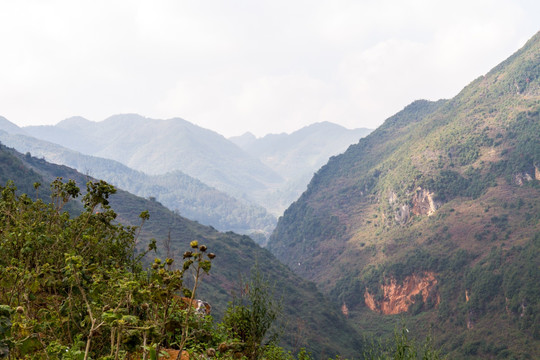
[0,1,538,137]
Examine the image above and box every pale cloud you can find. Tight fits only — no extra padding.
[0,0,538,137]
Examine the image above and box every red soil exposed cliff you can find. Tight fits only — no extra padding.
[364,272,439,315]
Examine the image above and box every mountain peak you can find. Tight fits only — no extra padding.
[229,132,257,148]
[102,113,150,125]
[0,116,26,135]
[56,116,93,129]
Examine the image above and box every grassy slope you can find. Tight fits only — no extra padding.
[268,31,540,358]
[0,144,364,358]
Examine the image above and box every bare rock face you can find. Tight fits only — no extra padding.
[411,187,440,216]
[514,172,534,186]
[341,302,349,317]
[535,166,540,181]
[389,187,440,225]
[388,190,410,224]
[388,191,398,205]
[364,272,439,315]
[394,204,410,224]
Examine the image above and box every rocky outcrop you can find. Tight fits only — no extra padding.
[364,272,439,315]
[389,187,441,225]
[514,172,534,186]
[535,166,540,181]
[394,204,410,224]
[388,190,410,224]
[341,302,349,318]
[411,187,440,216]
[388,191,398,204]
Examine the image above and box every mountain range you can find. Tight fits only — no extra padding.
[20,116,371,215]
[24,114,283,202]
[0,128,277,239]
[0,115,370,245]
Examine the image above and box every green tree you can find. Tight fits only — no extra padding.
[223,268,281,360]
[0,179,217,359]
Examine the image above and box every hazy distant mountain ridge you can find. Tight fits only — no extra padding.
[3,115,372,241]
[234,122,371,181]
[230,122,372,213]
[228,131,257,148]
[23,115,371,215]
[26,114,284,202]
[0,116,27,135]
[0,126,276,239]
[25,116,98,154]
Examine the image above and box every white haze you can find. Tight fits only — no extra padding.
[0,0,538,137]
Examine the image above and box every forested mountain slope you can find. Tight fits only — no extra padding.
[0,128,276,240]
[268,31,540,358]
[0,143,363,358]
